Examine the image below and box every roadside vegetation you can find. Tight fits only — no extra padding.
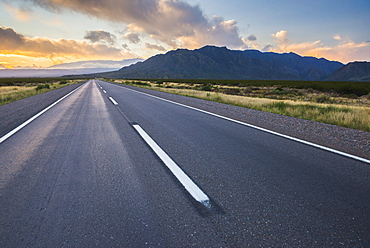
[115,79,370,132]
[0,78,80,106]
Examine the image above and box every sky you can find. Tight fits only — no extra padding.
[0,0,369,68]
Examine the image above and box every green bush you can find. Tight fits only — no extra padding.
[271,87,286,94]
[36,84,50,91]
[200,83,213,91]
[133,81,151,86]
[314,95,333,103]
[223,88,241,95]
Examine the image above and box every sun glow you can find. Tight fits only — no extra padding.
[0,53,67,68]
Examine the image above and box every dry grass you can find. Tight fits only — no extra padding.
[127,83,370,132]
[0,81,77,106]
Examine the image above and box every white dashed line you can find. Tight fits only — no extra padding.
[109,97,118,105]
[133,124,211,208]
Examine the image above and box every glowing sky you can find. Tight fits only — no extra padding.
[0,0,369,68]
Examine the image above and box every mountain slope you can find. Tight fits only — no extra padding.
[0,58,143,78]
[49,58,143,69]
[325,61,370,81]
[96,46,297,80]
[241,50,343,80]
[81,46,344,80]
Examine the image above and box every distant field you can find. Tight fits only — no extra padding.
[0,77,69,86]
[113,78,370,97]
[114,79,370,132]
[0,79,80,106]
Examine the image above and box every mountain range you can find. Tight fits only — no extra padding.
[2,46,369,81]
[84,46,359,81]
[0,58,143,78]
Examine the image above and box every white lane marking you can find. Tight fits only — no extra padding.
[0,82,86,144]
[123,86,370,164]
[103,90,107,94]
[109,97,118,105]
[133,124,211,207]
[94,80,101,88]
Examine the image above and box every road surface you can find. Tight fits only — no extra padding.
[0,80,369,247]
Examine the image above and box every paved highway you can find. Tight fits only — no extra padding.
[0,80,369,247]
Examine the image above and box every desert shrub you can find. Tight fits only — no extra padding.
[36,84,50,91]
[200,83,213,91]
[133,81,151,86]
[272,87,286,94]
[342,94,358,99]
[269,102,289,112]
[223,88,241,95]
[243,87,253,94]
[336,84,367,96]
[314,95,333,103]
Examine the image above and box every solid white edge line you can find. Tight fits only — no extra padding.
[133,124,211,206]
[0,82,87,144]
[123,86,370,164]
[108,97,118,105]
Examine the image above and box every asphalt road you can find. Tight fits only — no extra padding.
[0,80,369,247]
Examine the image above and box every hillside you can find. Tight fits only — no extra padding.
[77,46,343,80]
[325,62,370,82]
[0,58,143,78]
[48,58,143,69]
[241,50,343,80]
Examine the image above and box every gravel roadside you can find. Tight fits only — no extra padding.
[0,82,368,160]
[0,83,84,138]
[122,85,370,160]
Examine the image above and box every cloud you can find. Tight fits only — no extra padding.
[84,30,116,45]
[8,0,247,50]
[268,34,370,63]
[333,34,342,40]
[4,3,63,27]
[305,41,370,63]
[122,44,130,51]
[240,34,258,50]
[123,32,141,44]
[145,42,166,51]
[0,26,138,67]
[247,34,257,41]
[0,27,122,58]
[262,44,273,52]
[272,30,290,52]
[176,16,246,49]
[266,29,370,63]
[282,40,322,55]
[4,3,33,21]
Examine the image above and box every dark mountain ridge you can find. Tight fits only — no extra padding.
[241,50,343,80]
[78,46,347,80]
[325,61,370,82]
